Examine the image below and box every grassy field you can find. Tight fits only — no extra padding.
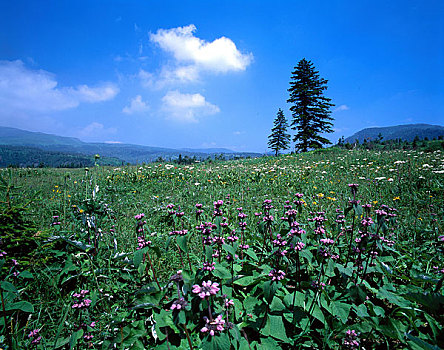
[1,147,443,349]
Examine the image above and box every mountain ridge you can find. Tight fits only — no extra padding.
[0,126,261,165]
[344,123,444,143]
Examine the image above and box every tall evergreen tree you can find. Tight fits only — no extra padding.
[268,108,291,156]
[287,58,335,152]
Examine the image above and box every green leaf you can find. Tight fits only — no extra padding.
[330,301,350,324]
[53,306,70,350]
[18,271,33,279]
[337,262,354,277]
[222,243,237,256]
[263,280,280,303]
[201,333,231,350]
[243,296,260,313]
[377,287,411,307]
[311,303,325,324]
[1,281,18,293]
[205,245,213,261]
[6,301,34,313]
[176,235,188,253]
[234,276,256,286]
[133,249,143,268]
[257,337,281,349]
[53,336,70,349]
[244,248,258,261]
[283,291,305,308]
[354,303,369,318]
[212,265,232,280]
[68,329,84,349]
[325,259,336,277]
[406,333,441,350]
[261,315,289,341]
[270,296,286,312]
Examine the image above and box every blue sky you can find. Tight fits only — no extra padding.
[0,1,442,152]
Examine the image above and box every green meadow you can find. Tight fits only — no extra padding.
[1,147,443,349]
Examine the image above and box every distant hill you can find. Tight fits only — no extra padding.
[0,126,84,146]
[0,126,261,166]
[345,124,444,143]
[180,147,237,154]
[0,145,123,168]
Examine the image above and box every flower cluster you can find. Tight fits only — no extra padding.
[72,290,92,309]
[201,314,225,336]
[213,200,224,217]
[269,268,285,281]
[343,329,360,349]
[170,297,188,310]
[202,261,215,271]
[51,215,61,226]
[28,329,41,346]
[192,281,220,299]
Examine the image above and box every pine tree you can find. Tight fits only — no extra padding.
[287,58,335,153]
[268,108,291,156]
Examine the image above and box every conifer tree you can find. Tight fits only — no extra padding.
[287,58,335,152]
[268,108,291,156]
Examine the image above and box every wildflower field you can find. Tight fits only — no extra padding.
[1,147,443,349]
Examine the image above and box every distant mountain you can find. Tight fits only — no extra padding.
[180,147,237,154]
[0,126,261,166]
[0,126,84,146]
[345,124,444,143]
[0,145,122,168]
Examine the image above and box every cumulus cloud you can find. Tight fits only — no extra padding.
[122,95,150,114]
[334,104,350,112]
[0,60,119,113]
[146,24,253,86]
[161,90,220,123]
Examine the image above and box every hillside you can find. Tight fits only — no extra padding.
[0,126,261,165]
[345,123,444,143]
[0,145,123,168]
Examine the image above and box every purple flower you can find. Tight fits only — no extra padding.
[202,261,215,271]
[201,314,226,336]
[170,297,188,310]
[192,281,220,299]
[320,238,334,245]
[294,242,305,251]
[224,298,234,308]
[268,269,285,281]
[343,329,359,349]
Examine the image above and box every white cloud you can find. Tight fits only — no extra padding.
[122,95,150,114]
[78,122,117,139]
[233,131,244,135]
[334,104,350,112]
[0,60,119,113]
[161,90,220,123]
[104,140,122,144]
[147,24,253,86]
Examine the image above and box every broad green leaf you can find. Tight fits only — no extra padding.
[201,333,231,350]
[354,303,369,318]
[406,333,441,350]
[6,301,34,313]
[1,281,18,293]
[212,265,232,280]
[330,301,350,324]
[133,249,143,268]
[283,291,305,308]
[234,276,256,286]
[263,280,280,303]
[270,296,286,312]
[176,235,188,253]
[68,329,83,349]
